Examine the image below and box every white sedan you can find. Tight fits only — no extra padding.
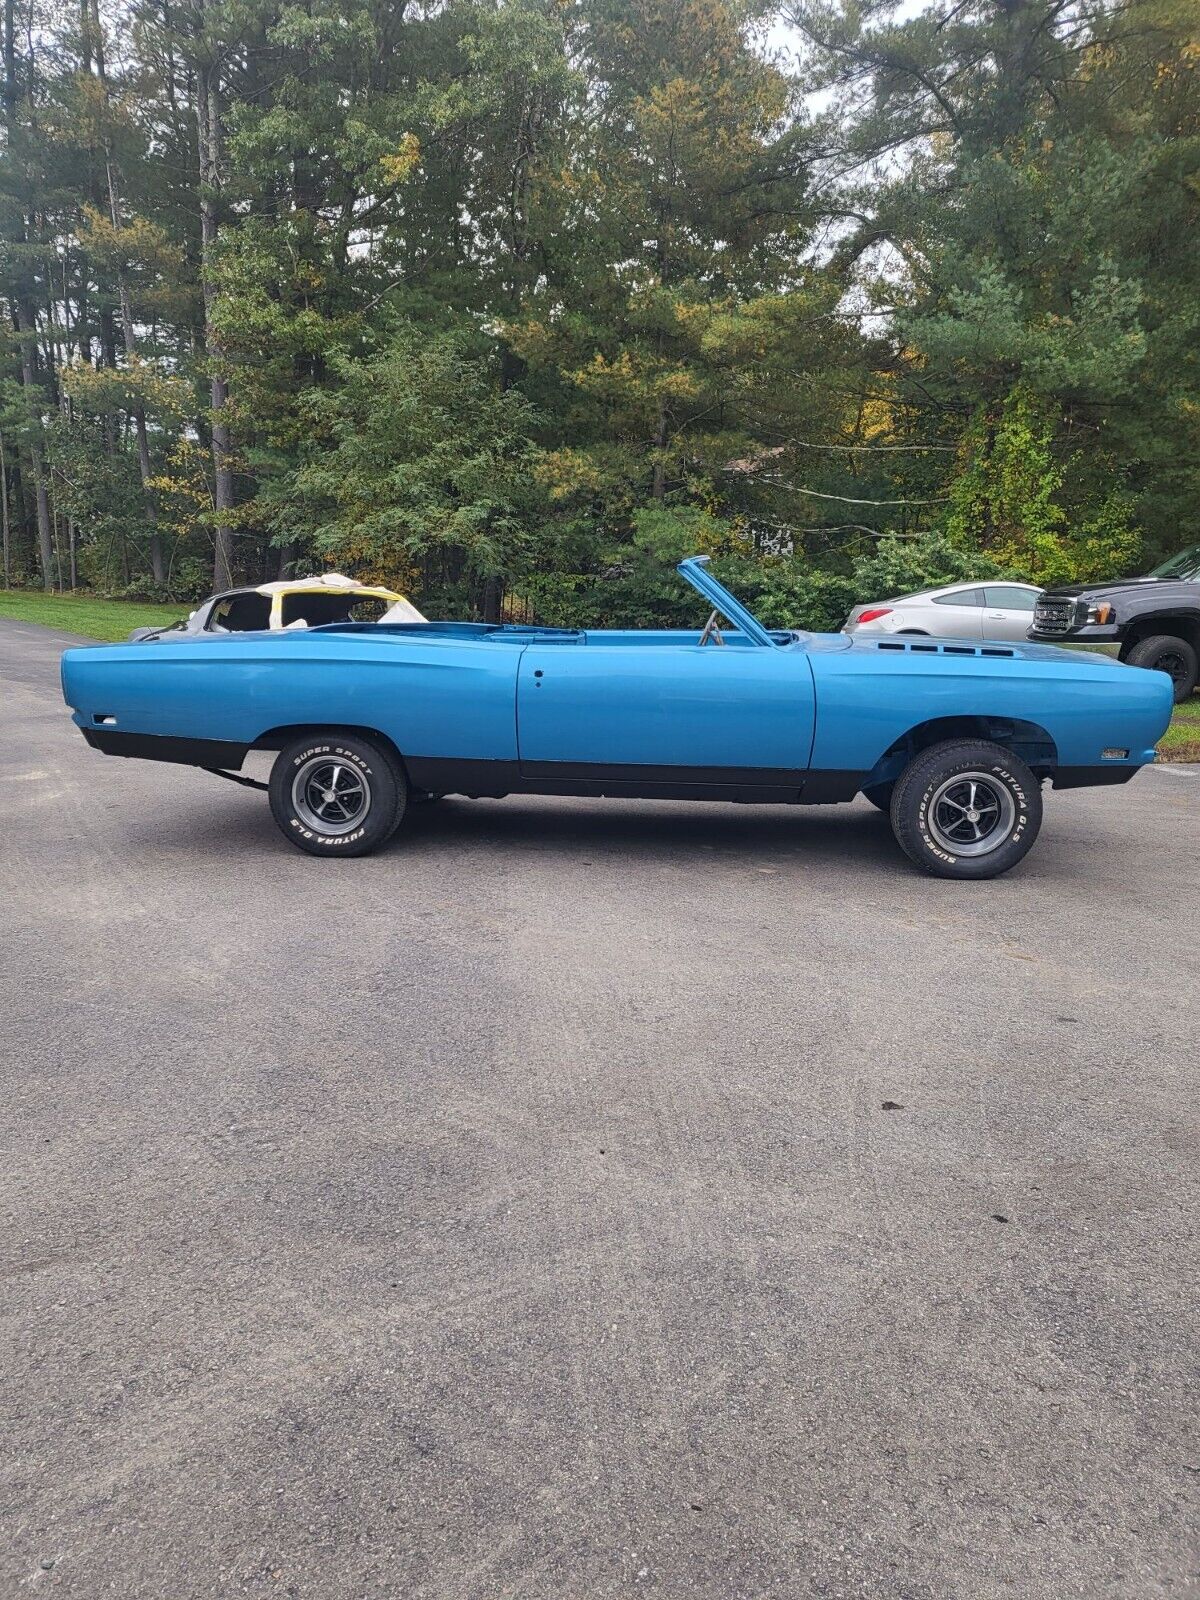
[843,581,1042,643]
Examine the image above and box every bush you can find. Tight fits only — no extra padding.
[851,531,1014,599]
[519,557,854,632]
[518,528,1018,634]
[722,562,858,632]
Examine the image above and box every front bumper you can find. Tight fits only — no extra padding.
[1028,622,1122,649]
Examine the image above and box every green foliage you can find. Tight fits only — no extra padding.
[796,0,1200,566]
[45,421,145,587]
[852,531,1010,598]
[278,326,547,600]
[943,386,1140,584]
[943,387,1069,580]
[731,562,858,634]
[1070,490,1143,585]
[1,0,1196,606]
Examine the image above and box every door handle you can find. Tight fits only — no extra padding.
[987,612,1006,619]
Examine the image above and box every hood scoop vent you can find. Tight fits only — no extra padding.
[874,639,1015,659]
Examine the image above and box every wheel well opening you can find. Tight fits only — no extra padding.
[1120,617,1200,657]
[863,715,1058,790]
[252,723,408,777]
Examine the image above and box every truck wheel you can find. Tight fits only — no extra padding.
[1125,634,1198,702]
[890,740,1042,880]
[269,732,406,856]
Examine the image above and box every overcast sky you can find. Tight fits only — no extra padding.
[763,0,931,65]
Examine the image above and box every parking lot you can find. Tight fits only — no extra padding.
[2,615,1198,1598]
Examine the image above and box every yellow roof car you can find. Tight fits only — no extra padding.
[128,574,426,641]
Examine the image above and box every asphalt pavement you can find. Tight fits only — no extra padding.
[1,615,1197,1599]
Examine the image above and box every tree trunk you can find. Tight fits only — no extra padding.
[0,432,10,588]
[111,236,165,584]
[98,305,119,453]
[53,503,63,591]
[652,398,668,503]
[4,0,52,589]
[481,574,503,624]
[196,21,235,591]
[15,302,54,589]
[98,43,165,586]
[1,0,12,123]
[9,454,34,579]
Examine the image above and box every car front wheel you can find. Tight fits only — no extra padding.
[890,740,1042,879]
[269,732,406,856]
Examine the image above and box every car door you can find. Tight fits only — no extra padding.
[982,584,1040,641]
[516,639,816,784]
[923,586,986,639]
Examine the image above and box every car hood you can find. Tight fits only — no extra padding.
[1039,577,1196,599]
[845,633,1119,666]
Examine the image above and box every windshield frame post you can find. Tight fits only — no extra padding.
[676,556,778,648]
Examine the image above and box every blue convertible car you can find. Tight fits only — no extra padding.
[61,557,1173,878]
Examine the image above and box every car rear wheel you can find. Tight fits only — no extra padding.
[269,732,406,856]
[890,740,1042,879]
[1125,634,1198,702]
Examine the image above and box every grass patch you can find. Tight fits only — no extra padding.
[1157,693,1200,763]
[0,588,187,642]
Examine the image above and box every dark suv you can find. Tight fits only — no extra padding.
[1029,544,1200,701]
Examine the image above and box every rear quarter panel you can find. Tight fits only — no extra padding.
[61,632,522,761]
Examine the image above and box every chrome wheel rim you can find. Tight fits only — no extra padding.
[292,756,371,836]
[927,771,1015,857]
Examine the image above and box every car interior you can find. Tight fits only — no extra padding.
[280,594,392,627]
[207,593,272,632]
[205,591,392,632]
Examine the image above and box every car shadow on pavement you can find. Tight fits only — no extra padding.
[116,773,1099,880]
[146,786,916,873]
[389,794,913,871]
[389,797,1095,886]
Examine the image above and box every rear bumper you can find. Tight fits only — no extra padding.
[80,725,249,770]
